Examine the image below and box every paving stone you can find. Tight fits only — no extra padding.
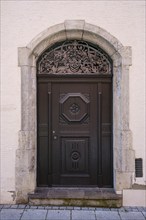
[81,207,89,210]
[46,210,70,220]
[118,207,126,212]
[45,206,52,209]
[0,204,4,209]
[21,209,47,220]
[110,208,119,211]
[10,205,18,209]
[0,209,23,220]
[119,211,145,220]
[95,207,103,211]
[124,206,133,212]
[125,206,139,212]
[30,205,38,209]
[37,206,45,209]
[3,205,11,208]
[137,207,145,211]
[66,206,73,210]
[74,207,81,210]
[95,211,120,220]
[88,207,96,211]
[0,204,145,220]
[50,206,55,209]
[18,205,26,209]
[25,205,30,209]
[103,208,110,211]
[59,206,67,210]
[142,211,146,217]
[72,210,96,220]
[130,208,139,212]
[124,206,131,209]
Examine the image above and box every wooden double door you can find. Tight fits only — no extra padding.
[37,77,113,187]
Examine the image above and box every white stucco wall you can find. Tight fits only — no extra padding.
[1,0,145,204]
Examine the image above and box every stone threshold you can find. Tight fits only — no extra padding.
[28,187,122,207]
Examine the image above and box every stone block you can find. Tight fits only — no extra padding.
[84,22,123,52]
[66,30,83,40]
[83,31,116,56]
[33,31,66,56]
[115,171,133,191]
[18,131,36,150]
[0,209,23,220]
[65,20,85,30]
[119,211,145,220]
[122,148,135,172]
[118,46,132,66]
[64,20,85,40]
[95,210,121,219]
[18,47,32,66]
[123,189,146,207]
[72,210,96,220]
[21,209,47,220]
[46,210,70,220]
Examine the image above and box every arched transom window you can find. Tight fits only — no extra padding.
[37,40,112,75]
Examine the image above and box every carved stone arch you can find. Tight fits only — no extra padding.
[16,20,135,202]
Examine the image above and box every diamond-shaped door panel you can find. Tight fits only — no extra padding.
[60,93,89,123]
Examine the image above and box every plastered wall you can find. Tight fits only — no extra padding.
[1,0,145,204]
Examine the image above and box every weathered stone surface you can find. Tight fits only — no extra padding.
[16,147,36,203]
[118,46,132,66]
[115,171,133,191]
[33,31,66,57]
[95,210,121,219]
[84,22,123,52]
[21,209,47,220]
[18,48,32,67]
[83,32,116,56]
[0,209,23,220]
[123,189,146,207]
[66,30,84,40]
[72,210,96,220]
[119,211,145,220]
[46,210,70,220]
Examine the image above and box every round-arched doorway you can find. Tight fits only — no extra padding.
[37,40,113,187]
[16,20,134,203]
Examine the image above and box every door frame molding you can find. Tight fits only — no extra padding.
[16,20,135,202]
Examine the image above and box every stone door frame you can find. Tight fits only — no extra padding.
[16,20,135,203]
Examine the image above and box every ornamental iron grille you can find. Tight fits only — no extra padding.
[37,40,112,74]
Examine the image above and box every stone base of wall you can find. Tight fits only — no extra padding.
[123,189,146,206]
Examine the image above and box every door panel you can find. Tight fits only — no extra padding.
[37,80,113,187]
[51,83,98,186]
[101,83,112,187]
[37,83,49,186]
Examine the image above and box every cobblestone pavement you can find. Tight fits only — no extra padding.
[0,205,146,220]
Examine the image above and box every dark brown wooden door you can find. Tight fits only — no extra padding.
[37,79,113,187]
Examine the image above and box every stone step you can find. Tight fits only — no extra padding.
[28,188,122,208]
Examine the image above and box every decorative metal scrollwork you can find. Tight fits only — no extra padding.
[37,40,112,74]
